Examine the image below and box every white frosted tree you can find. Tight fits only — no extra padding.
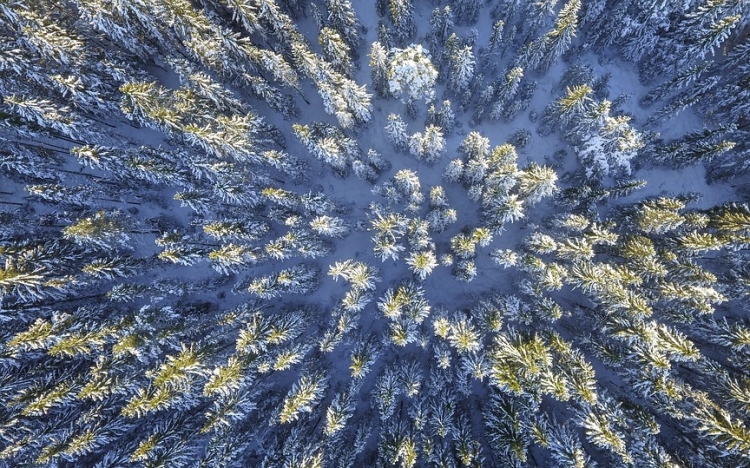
[277,372,328,424]
[406,250,438,280]
[352,159,379,182]
[490,67,524,122]
[388,44,438,102]
[370,41,392,98]
[341,79,373,123]
[451,0,480,25]
[388,0,416,44]
[428,6,454,54]
[539,0,581,72]
[325,0,362,49]
[386,113,409,151]
[448,45,475,95]
[577,111,644,179]
[409,124,445,163]
[310,215,350,238]
[517,163,558,204]
[319,27,352,77]
[443,158,465,183]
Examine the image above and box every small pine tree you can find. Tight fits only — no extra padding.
[409,125,445,163]
[370,42,393,98]
[448,45,475,95]
[428,6,454,55]
[325,0,362,50]
[388,0,416,44]
[277,372,328,424]
[406,250,438,280]
[319,27,353,77]
[63,211,130,250]
[386,113,409,151]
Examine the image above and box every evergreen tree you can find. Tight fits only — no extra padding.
[406,250,438,280]
[451,0,481,25]
[539,0,582,72]
[324,0,362,51]
[448,45,475,95]
[428,6,454,56]
[388,0,416,44]
[277,372,328,424]
[369,41,393,98]
[387,44,438,102]
[319,27,353,77]
[489,67,524,122]
[409,124,446,163]
[62,211,131,250]
[386,113,410,151]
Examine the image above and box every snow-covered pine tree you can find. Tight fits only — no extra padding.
[388,0,416,45]
[387,44,438,103]
[319,27,353,78]
[409,124,446,164]
[428,6,454,57]
[448,45,475,96]
[538,0,581,72]
[324,0,362,51]
[369,41,393,98]
[385,113,409,151]
[489,67,524,122]
[451,0,481,26]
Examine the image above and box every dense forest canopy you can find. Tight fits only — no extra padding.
[1,0,750,466]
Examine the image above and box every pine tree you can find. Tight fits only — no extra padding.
[25,184,92,207]
[247,264,319,299]
[547,419,592,467]
[483,392,533,463]
[370,41,393,98]
[319,27,353,77]
[293,123,355,173]
[517,163,558,204]
[352,159,379,182]
[208,244,259,274]
[374,366,401,421]
[448,45,475,95]
[451,0,480,26]
[428,6,454,56]
[62,211,131,250]
[0,258,46,302]
[489,67,524,122]
[641,62,714,108]
[388,44,438,102]
[341,78,373,123]
[409,125,445,163]
[636,198,686,234]
[386,113,410,151]
[695,404,750,461]
[388,0,416,44]
[539,0,581,72]
[82,256,139,280]
[277,372,328,424]
[310,215,350,238]
[453,259,477,282]
[406,250,438,280]
[324,0,362,50]
[324,385,357,438]
[328,260,380,291]
[712,203,750,235]
[447,316,482,354]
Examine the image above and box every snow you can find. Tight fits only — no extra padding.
[2,0,750,466]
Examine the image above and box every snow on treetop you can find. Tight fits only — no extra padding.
[387,43,438,103]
